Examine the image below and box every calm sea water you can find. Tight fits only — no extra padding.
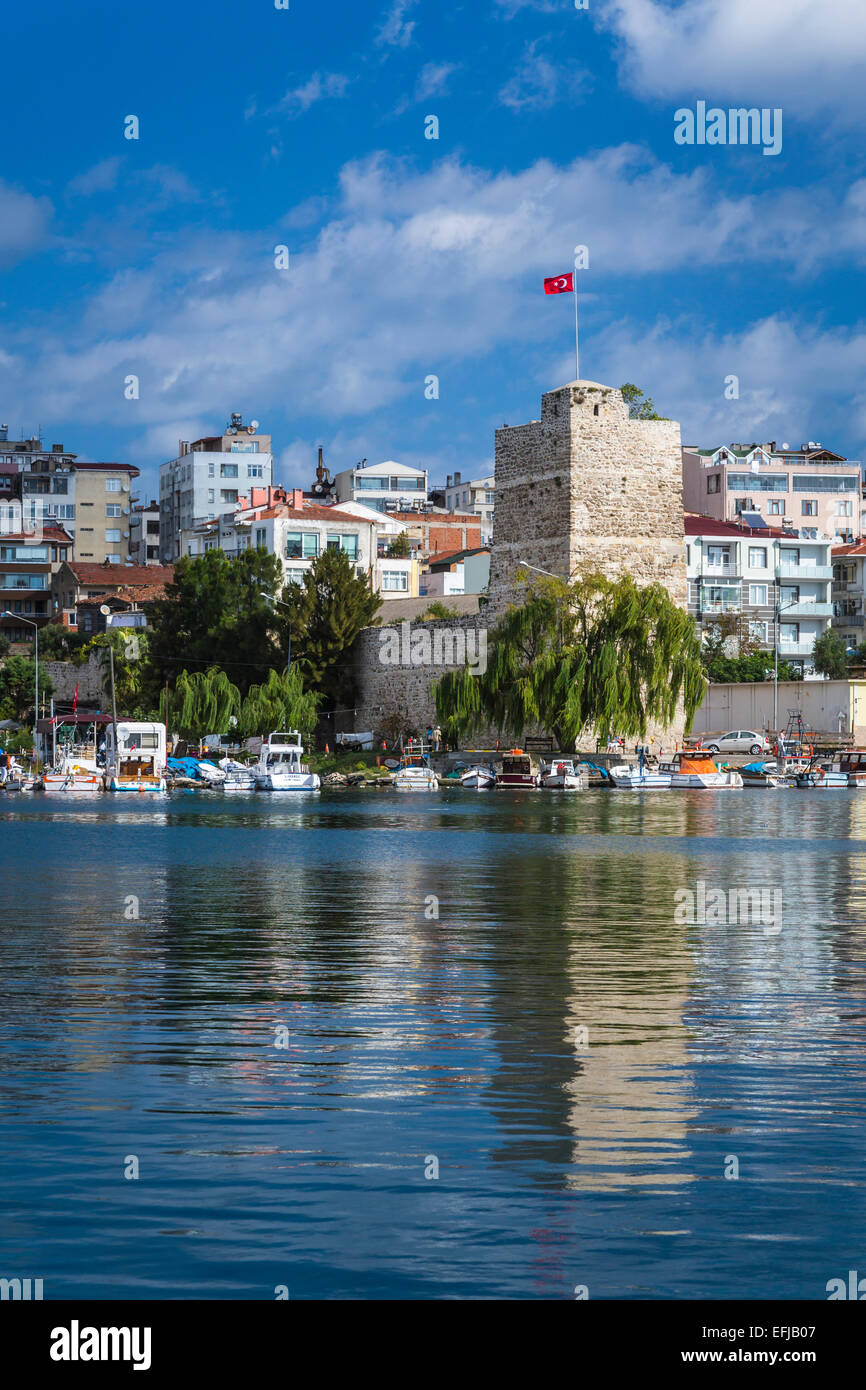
[1,787,866,1300]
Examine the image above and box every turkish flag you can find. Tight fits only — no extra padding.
[544,273,573,294]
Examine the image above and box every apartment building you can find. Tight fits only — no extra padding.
[53,560,174,634]
[683,441,861,544]
[421,546,491,598]
[0,525,74,644]
[443,472,494,542]
[129,501,161,565]
[333,459,428,514]
[686,514,833,677]
[71,462,140,563]
[832,541,866,649]
[159,412,274,563]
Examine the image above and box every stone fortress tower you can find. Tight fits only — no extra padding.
[487,380,687,615]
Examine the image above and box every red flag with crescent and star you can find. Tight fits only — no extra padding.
[544,273,573,294]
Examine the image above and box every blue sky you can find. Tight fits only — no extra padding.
[1,0,864,501]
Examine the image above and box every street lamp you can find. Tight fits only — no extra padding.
[260,592,291,672]
[3,611,39,770]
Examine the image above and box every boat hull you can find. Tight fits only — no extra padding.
[668,773,743,788]
[392,772,439,791]
[460,769,495,790]
[41,773,104,792]
[609,767,671,789]
[496,775,537,788]
[255,772,321,791]
[108,776,167,793]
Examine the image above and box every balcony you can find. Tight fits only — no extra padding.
[781,601,833,618]
[832,614,865,627]
[700,603,741,615]
[778,638,819,656]
[777,562,833,580]
[701,563,740,579]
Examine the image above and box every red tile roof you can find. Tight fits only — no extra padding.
[239,504,371,524]
[1,526,74,544]
[68,562,174,586]
[832,541,866,556]
[684,513,788,538]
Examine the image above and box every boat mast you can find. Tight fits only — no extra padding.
[109,647,119,773]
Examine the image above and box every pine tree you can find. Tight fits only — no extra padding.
[276,549,382,709]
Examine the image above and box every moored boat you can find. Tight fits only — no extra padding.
[106,722,168,793]
[658,750,743,789]
[254,732,320,791]
[40,754,104,792]
[460,766,496,790]
[797,750,866,789]
[739,760,795,789]
[539,759,585,789]
[219,758,258,791]
[609,762,671,789]
[392,741,439,791]
[496,749,538,789]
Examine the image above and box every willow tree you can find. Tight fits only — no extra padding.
[170,667,241,739]
[433,573,706,749]
[238,667,321,739]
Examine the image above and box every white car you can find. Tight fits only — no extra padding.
[704,730,770,756]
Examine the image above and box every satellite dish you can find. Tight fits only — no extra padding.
[250,420,259,432]
[99,604,111,615]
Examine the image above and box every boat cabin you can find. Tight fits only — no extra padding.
[498,749,538,786]
[106,722,167,783]
[660,750,721,774]
[261,731,310,773]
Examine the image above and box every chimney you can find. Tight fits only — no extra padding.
[454,471,461,485]
[292,488,304,509]
[446,474,452,488]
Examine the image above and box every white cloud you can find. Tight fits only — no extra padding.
[586,314,866,454]
[276,72,351,117]
[67,157,123,198]
[500,39,588,112]
[414,61,458,102]
[0,181,52,265]
[494,0,561,15]
[602,0,866,116]
[376,0,418,49]
[3,148,865,479]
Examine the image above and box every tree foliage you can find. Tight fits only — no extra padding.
[811,627,851,680]
[83,629,150,715]
[704,650,801,684]
[387,531,411,558]
[434,573,705,749]
[145,548,283,698]
[0,656,54,721]
[275,548,382,707]
[619,382,666,420]
[170,667,241,738]
[238,666,321,738]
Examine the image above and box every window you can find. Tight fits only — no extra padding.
[836,499,854,517]
[382,569,409,591]
[706,545,732,568]
[106,553,121,564]
[106,504,122,518]
[793,474,858,492]
[749,620,768,643]
[208,462,215,477]
[207,489,215,504]
[105,529,122,543]
[220,490,238,503]
[749,584,768,605]
[801,500,817,516]
[247,464,263,479]
[326,533,359,560]
[0,573,47,589]
[356,476,390,490]
[767,499,784,515]
[0,545,49,562]
[780,622,800,644]
[285,532,319,559]
[781,585,799,604]
[255,528,267,548]
[220,463,238,478]
[728,474,788,491]
[707,475,721,494]
[748,547,767,568]
[105,478,122,492]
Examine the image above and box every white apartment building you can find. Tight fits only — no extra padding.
[333,459,428,514]
[159,412,273,563]
[686,514,833,678]
[444,472,494,542]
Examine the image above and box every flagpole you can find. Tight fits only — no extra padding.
[573,248,580,381]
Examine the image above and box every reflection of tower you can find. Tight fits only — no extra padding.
[310,447,335,500]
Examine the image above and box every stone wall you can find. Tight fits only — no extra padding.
[487,380,686,613]
[348,378,690,747]
[42,655,107,705]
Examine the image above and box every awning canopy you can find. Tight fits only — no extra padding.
[36,713,113,731]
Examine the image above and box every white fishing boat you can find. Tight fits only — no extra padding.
[106,721,168,793]
[796,750,866,789]
[392,741,439,791]
[609,762,671,789]
[40,753,104,793]
[194,760,226,785]
[254,732,320,791]
[658,750,743,789]
[539,759,585,789]
[219,758,258,791]
[460,766,496,790]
